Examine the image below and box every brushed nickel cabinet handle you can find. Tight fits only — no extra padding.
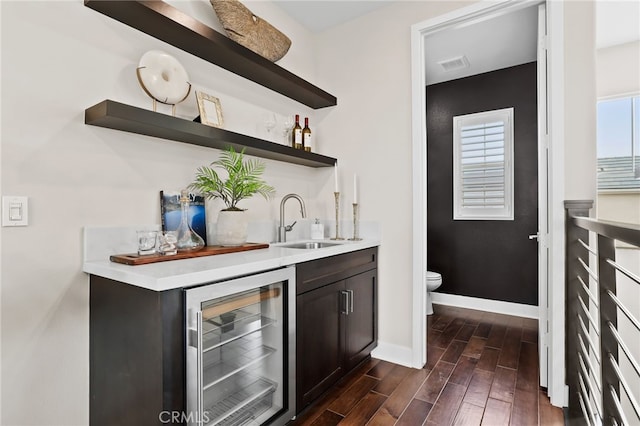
[341,290,349,315]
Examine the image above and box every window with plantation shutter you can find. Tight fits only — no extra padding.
[453,108,514,220]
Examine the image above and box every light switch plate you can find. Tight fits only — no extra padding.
[2,196,29,227]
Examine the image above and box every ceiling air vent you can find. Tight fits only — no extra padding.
[438,55,470,72]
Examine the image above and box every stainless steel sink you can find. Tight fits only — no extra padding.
[278,242,341,249]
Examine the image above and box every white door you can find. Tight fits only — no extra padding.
[536,2,550,388]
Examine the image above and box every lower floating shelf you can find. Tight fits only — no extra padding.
[85,100,337,168]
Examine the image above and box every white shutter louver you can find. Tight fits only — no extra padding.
[453,108,514,220]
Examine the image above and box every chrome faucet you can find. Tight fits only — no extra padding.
[278,194,307,242]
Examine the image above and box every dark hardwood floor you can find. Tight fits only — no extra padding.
[292,304,565,425]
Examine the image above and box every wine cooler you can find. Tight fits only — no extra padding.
[185,267,296,426]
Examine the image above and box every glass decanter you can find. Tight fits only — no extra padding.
[176,189,205,252]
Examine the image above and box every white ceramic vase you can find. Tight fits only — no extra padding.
[215,210,249,246]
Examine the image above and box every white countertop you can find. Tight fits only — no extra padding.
[82,239,380,291]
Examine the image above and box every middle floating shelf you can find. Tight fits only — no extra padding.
[85,100,337,168]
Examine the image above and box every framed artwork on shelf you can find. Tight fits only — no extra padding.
[196,91,224,128]
[160,190,207,245]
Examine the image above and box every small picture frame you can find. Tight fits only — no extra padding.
[196,91,224,128]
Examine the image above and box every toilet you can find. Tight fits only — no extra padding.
[426,271,442,315]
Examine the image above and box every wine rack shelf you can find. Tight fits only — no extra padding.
[85,100,337,168]
[84,0,337,109]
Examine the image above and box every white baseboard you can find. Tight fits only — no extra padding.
[371,341,414,368]
[431,292,539,319]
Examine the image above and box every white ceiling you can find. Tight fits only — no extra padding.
[273,0,392,33]
[274,1,640,84]
[424,5,539,85]
[596,0,640,48]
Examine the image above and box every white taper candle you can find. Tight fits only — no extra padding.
[334,162,339,192]
[353,173,358,203]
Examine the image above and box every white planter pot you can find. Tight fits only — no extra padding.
[215,210,248,246]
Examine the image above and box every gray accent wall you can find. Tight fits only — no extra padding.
[426,62,539,306]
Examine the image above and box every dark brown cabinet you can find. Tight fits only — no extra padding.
[344,269,377,371]
[295,248,378,412]
[297,280,345,408]
[88,247,378,424]
[89,276,185,426]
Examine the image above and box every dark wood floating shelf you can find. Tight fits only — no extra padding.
[85,100,337,168]
[84,0,337,109]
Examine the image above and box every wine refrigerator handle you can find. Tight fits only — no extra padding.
[196,311,203,426]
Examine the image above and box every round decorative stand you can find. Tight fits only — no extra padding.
[136,50,191,116]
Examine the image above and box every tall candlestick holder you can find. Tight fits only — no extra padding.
[348,203,362,241]
[330,192,344,240]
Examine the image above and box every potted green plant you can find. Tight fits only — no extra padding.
[189,147,275,246]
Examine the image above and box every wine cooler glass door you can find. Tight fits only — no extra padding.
[185,267,295,426]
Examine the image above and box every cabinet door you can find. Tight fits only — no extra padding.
[344,269,377,371]
[296,280,345,410]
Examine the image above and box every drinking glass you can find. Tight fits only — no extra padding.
[137,230,158,255]
[158,231,178,255]
[263,112,276,139]
[282,115,294,145]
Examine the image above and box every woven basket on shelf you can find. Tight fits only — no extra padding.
[210,0,291,62]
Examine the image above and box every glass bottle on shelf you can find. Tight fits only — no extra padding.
[292,114,302,149]
[176,189,205,252]
[302,117,312,152]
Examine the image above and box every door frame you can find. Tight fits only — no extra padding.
[410,0,567,406]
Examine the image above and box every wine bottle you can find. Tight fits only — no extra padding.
[302,117,312,152]
[292,114,303,149]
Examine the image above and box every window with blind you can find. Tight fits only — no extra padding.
[453,108,514,220]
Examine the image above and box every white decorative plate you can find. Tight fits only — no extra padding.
[136,50,191,105]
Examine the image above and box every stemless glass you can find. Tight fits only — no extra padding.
[158,231,178,255]
[137,230,158,255]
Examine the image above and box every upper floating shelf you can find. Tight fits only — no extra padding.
[84,0,337,109]
[85,100,337,168]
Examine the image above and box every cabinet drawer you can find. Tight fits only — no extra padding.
[296,247,377,295]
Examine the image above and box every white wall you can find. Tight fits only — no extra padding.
[0,1,327,424]
[563,1,597,203]
[598,193,640,224]
[597,40,640,99]
[314,1,473,357]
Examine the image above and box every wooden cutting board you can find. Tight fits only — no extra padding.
[110,243,269,266]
